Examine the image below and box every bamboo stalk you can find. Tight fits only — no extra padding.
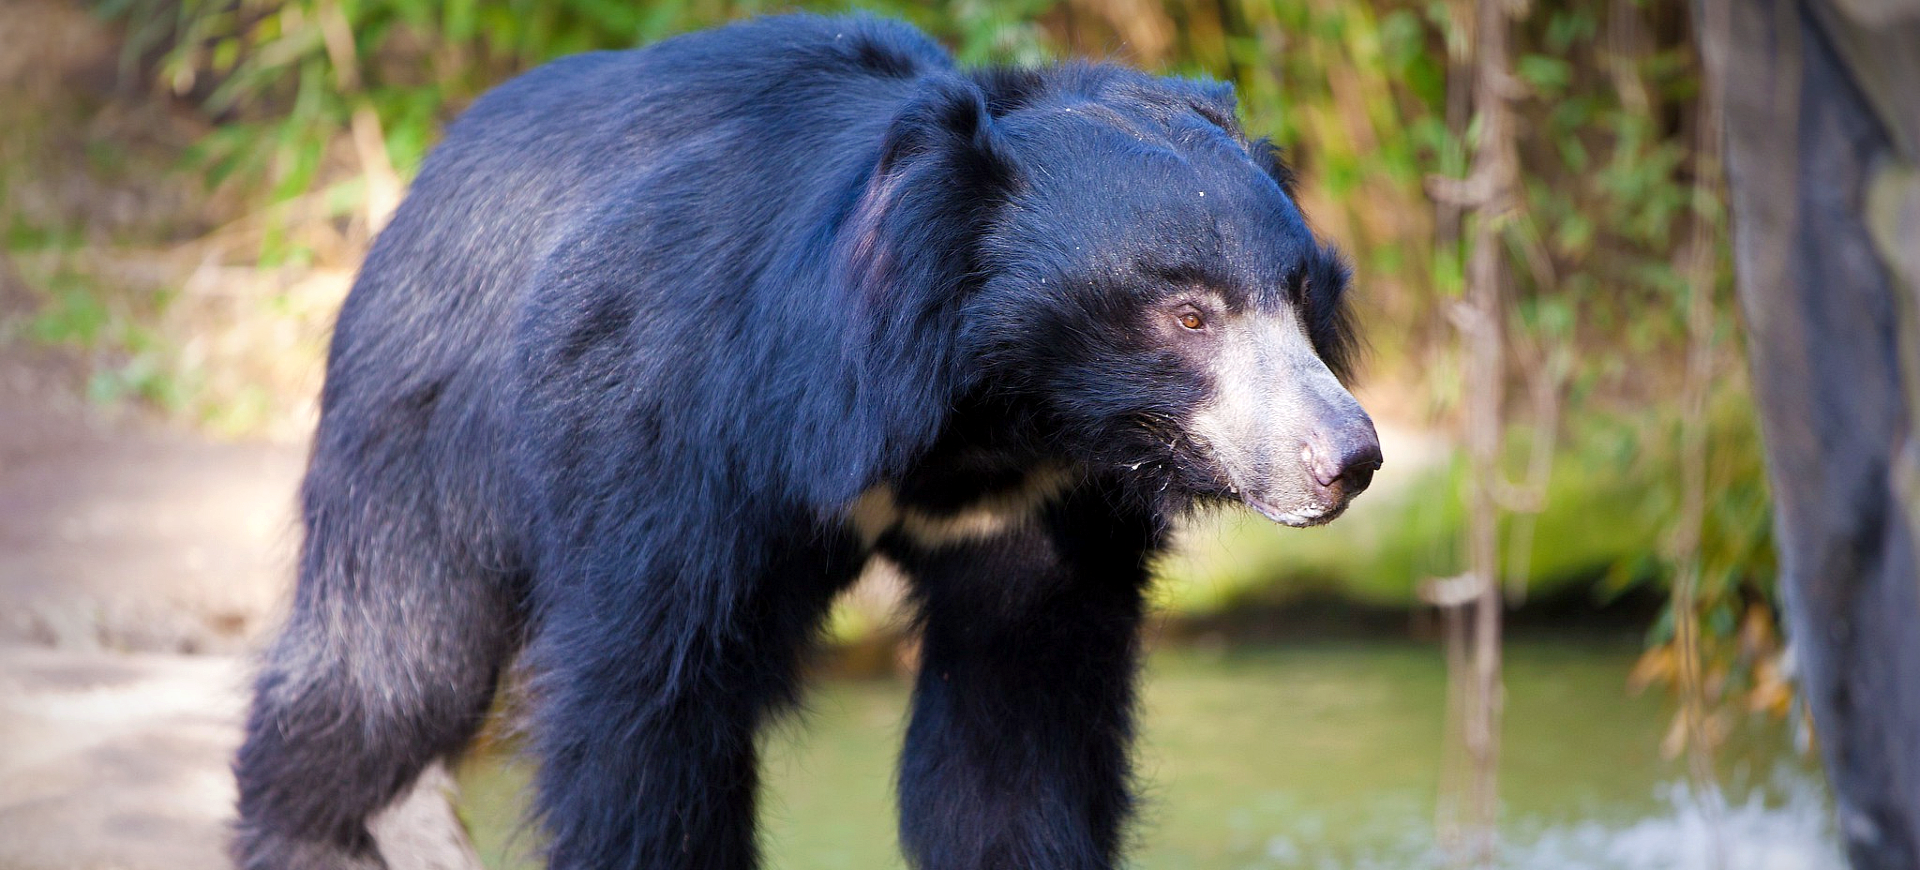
[1458,0,1524,862]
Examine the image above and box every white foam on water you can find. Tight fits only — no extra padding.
[1505,777,1846,870]
[1258,770,1845,870]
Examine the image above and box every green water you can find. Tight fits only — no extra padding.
[455,637,1841,869]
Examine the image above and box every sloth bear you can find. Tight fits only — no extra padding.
[233,13,1381,870]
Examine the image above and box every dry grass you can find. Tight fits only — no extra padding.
[1,0,364,441]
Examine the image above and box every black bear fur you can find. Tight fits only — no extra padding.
[233,14,1362,870]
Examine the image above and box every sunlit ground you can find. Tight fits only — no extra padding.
[457,638,1839,870]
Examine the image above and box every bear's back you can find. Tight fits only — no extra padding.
[325,14,950,384]
[312,15,952,476]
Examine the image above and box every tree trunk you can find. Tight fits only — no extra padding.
[1702,1,1920,866]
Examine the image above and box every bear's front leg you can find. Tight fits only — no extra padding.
[527,525,862,870]
[888,483,1161,870]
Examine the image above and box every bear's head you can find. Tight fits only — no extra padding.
[845,67,1381,526]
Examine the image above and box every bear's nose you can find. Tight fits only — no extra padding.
[1306,425,1383,498]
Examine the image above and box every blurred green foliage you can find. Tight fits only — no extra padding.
[96,0,1052,231]
[71,0,1770,636]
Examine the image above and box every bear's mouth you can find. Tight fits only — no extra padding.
[1242,494,1347,528]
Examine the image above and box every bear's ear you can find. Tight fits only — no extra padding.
[836,74,1015,309]
[872,75,1014,186]
[1247,137,1299,200]
[1305,243,1359,382]
[973,66,1050,116]
[1184,79,1242,134]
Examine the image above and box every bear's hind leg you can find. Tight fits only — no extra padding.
[233,491,523,870]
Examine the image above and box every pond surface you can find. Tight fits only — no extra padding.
[455,637,1842,870]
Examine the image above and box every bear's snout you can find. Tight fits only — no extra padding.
[1305,421,1383,502]
[1187,311,1381,528]
[1248,406,1382,527]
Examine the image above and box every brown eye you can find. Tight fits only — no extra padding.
[1178,311,1205,330]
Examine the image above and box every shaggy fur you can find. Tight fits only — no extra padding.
[233,14,1367,870]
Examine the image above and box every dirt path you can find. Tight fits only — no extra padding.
[0,645,247,870]
[0,351,486,869]
[0,350,305,654]
[0,343,293,867]
[0,645,485,870]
